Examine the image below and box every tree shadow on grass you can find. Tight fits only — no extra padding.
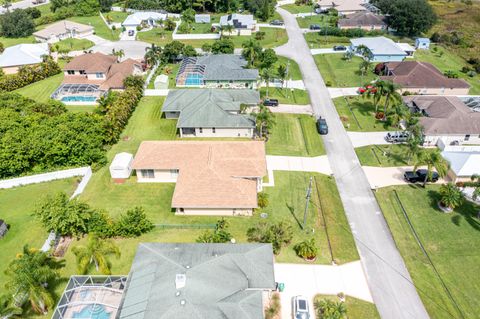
[455,200,480,232]
[286,203,303,230]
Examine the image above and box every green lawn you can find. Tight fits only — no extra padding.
[147,63,181,89]
[376,185,480,319]
[0,179,78,290]
[297,14,334,29]
[65,105,97,113]
[333,96,394,131]
[138,27,288,48]
[314,295,380,319]
[55,38,94,51]
[14,73,64,103]
[304,32,350,49]
[314,54,377,87]
[260,87,310,105]
[0,35,35,47]
[414,45,480,95]
[266,113,325,157]
[274,56,302,81]
[103,11,129,23]
[282,3,316,14]
[70,15,121,41]
[355,144,437,167]
[177,22,216,34]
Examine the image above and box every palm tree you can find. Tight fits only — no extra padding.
[4,246,60,315]
[253,104,275,139]
[242,39,260,68]
[222,24,235,37]
[0,295,22,319]
[72,234,120,275]
[144,44,162,67]
[355,44,372,60]
[277,64,287,88]
[386,103,409,127]
[381,80,401,120]
[105,14,113,24]
[293,238,318,260]
[358,59,371,77]
[405,136,421,165]
[261,67,274,98]
[257,192,269,209]
[439,183,464,210]
[1,0,12,12]
[343,50,353,61]
[414,149,450,187]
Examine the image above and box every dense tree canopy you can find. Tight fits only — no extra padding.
[0,9,35,38]
[372,0,437,36]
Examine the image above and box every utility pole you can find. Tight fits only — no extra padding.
[302,177,313,230]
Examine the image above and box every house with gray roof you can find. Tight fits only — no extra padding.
[163,89,259,138]
[349,36,409,62]
[220,13,256,31]
[118,243,276,319]
[0,43,49,74]
[176,55,259,89]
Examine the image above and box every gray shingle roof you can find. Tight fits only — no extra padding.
[119,243,275,319]
[197,54,259,81]
[162,89,259,128]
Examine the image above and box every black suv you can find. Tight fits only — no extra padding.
[316,117,328,135]
[404,169,439,183]
[270,20,284,26]
[309,24,321,30]
[263,99,279,107]
[333,45,346,51]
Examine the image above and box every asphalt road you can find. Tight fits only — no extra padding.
[275,7,430,319]
[0,0,49,14]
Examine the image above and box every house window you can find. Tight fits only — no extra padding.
[141,169,154,178]
[229,80,233,83]
[212,127,216,133]
[79,70,86,75]
[95,72,103,78]
[465,134,470,141]
[199,127,203,133]
[170,169,179,178]
[67,70,75,75]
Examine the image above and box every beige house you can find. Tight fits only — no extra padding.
[338,12,386,30]
[317,0,367,15]
[33,20,94,43]
[131,141,267,216]
[380,61,470,95]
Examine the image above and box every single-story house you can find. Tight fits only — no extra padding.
[441,151,480,182]
[380,61,470,95]
[33,20,94,43]
[162,89,259,138]
[51,52,143,103]
[122,11,167,32]
[118,243,276,319]
[395,42,416,57]
[0,43,49,74]
[403,95,480,146]
[219,14,256,35]
[195,14,210,23]
[131,141,267,216]
[110,152,134,181]
[415,38,430,50]
[317,0,367,15]
[338,12,386,30]
[176,55,258,89]
[349,36,409,62]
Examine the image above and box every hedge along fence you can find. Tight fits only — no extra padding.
[0,59,62,92]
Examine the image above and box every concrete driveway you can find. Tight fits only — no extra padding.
[269,104,312,114]
[348,131,394,148]
[275,261,373,319]
[267,155,332,175]
[91,40,151,60]
[363,166,447,189]
[328,87,359,98]
[311,48,345,55]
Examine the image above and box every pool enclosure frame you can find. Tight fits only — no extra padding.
[51,83,104,100]
[176,57,206,87]
[52,275,127,319]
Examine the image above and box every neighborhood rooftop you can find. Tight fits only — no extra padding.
[0,43,48,68]
[122,11,167,26]
[119,243,275,319]
[317,0,368,12]
[338,12,386,28]
[33,20,93,40]
[162,89,259,129]
[350,36,408,56]
[131,141,267,209]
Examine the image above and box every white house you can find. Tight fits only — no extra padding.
[219,14,256,35]
[33,20,94,43]
[349,36,410,62]
[109,152,134,181]
[122,11,167,32]
[0,43,49,74]
[441,151,480,182]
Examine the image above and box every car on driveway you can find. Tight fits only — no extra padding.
[309,24,321,30]
[333,45,347,51]
[385,131,409,143]
[316,117,328,135]
[404,169,439,183]
[128,30,135,36]
[270,20,284,26]
[263,98,279,107]
[292,296,310,319]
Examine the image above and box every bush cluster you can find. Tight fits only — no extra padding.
[316,26,385,38]
[0,58,62,92]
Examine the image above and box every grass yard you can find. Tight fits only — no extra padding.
[314,295,380,319]
[297,14,334,29]
[314,54,377,87]
[282,3,316,14]
[355,145,437,167]
[376,185,480,319]
[333,96,396,131]
[304,32,350,49]
[14,73,64,103]
[414,45,480,95]
[65,105,97,113]
[260,87,310,105]
[0,35,36,47]
[103,11,129,23]
[55,38,94,52]
[274,56,302,81]
[70,15,121,41]
[266,113,325,157]
[0,179,78,290]
[177,22,216,34]
[147,63,181,89]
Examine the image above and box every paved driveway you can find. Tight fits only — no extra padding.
[328,87,359,98]
[275,261,373,319]
[311,48,345,55]
[267,155,332,175]
[270,104,313,114]
[275,7,430,319]
[347,131,394,148]
[363,166,447,189]
[91,40,151,60]
[0,0,49,13]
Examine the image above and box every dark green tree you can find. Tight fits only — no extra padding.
[0,9,35,38]
[211,38,235,54]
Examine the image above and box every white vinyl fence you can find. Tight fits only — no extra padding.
[145,89,170,96]
[172,33,220,40]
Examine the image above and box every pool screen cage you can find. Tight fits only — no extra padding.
[52,275,127,319]
[51,84,102,99]
[176,57,206,86]
[461,96,480,112]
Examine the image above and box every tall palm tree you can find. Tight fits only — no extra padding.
[0,295,22,319]
[414,149,450,187]
[223,24,235,37]
[112,49,125,60]
[4,246,60,315]
[405,136,421,165]
[381,80,401,120]
[242,39,260,68]
[356,44,372,60]
[359,59,371,77]
[144,44,162,67]
[72,234,120,275]
[261,67,274,97]
[277,64,287,89]
[253,104,275,139]
[386,103,409,127]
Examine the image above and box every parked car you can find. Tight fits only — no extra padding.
[385,131,409,143]
[293,296,310,319]
[404,169,439,183]
[333,45,347,51]
[309,24,321,30]
[270,20,284,26]
[263,98,279,107]
[314,7,328,14]
[128,30,135,36]
[316,117,328,135]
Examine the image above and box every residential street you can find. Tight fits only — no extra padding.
[275,6,430,319]
[0,0,49,14]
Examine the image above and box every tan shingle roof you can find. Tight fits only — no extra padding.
[33,20,93,39]
[338,12,386,27]
[64,52,118,73]
[381,61,470,89]
[132,141,267,209]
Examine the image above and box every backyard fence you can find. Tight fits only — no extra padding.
[172,33,221,40]
[0,167,90,189]
[145,89,170,96]
[154,223,217,230]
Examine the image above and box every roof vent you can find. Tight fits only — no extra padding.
[175,274,186,289]
[180,299,186,306]
[175,291,181,297]
[186,265,190,269]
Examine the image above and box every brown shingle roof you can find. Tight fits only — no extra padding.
[403,95,480,135]
[380,61,470,89]
[338,12,386,27]
[64,52,117,73]
[132,141,267,209]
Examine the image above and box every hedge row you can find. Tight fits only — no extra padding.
[0,59,61,92]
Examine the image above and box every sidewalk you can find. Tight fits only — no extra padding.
[347,131,393,148]
[267,155,332,175]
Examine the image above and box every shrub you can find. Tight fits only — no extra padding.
[201,43,212,53]
[439,183,464,210]
[196,218,232,243]
[314,298,347,319]
[111,25,116,31]
[247,221,293,254]
[257,192,269,209]
[25,7,42,19]
[325,80,332,87]
[375,112,384,119]
[265,293,281,319]
[115,207,154,237]
[467,70,477,77]
[0,58,62,92]
[294,238,318,260]
[443,70,458,78]
[255,31,266,40]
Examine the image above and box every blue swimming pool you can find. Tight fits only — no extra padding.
[185,74,204,86]
[61,96,97,102]
[72,305,111,319]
